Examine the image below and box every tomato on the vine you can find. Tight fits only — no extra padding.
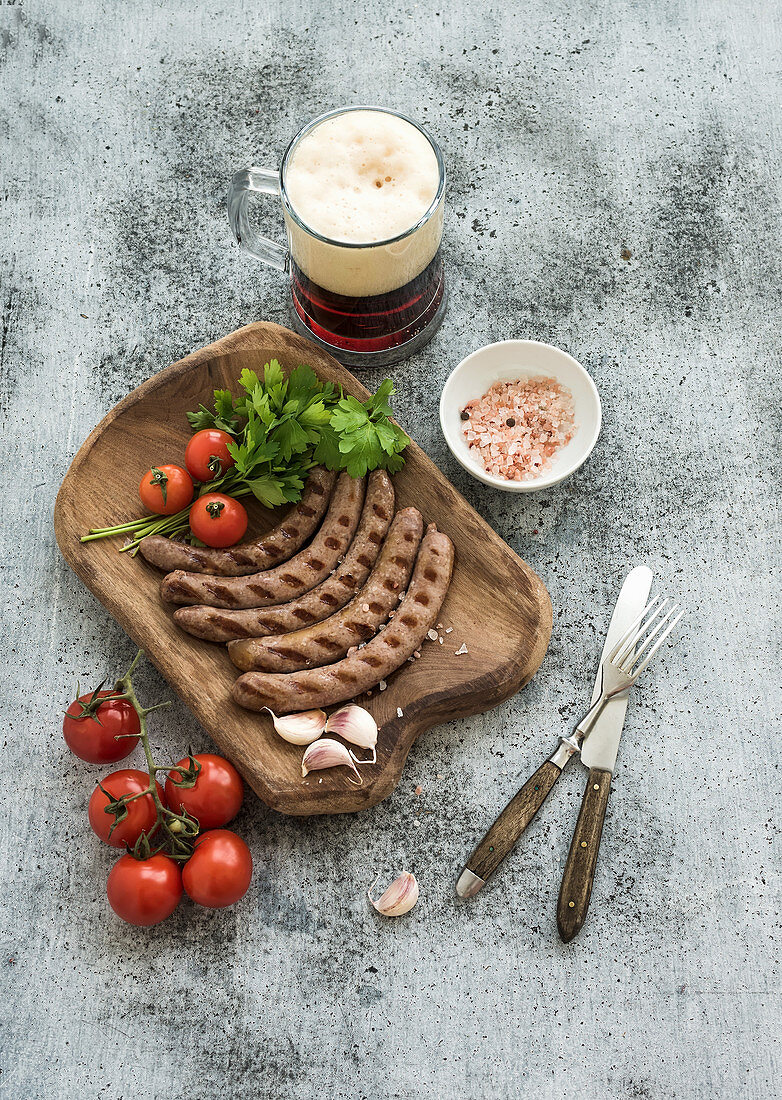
[182,830,252,909]
[139,464,193,516]
[189,493,248,548]
[88,769,165,849]
[164,753,244,830]
[185,429,236,482]
[107,853,183,926]
[63,690,140,764]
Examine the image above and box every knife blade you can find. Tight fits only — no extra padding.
[580,565,653,770]
[556,564,653,941]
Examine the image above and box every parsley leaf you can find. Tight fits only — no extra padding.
[186,362,409,506]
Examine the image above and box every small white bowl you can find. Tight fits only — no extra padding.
[439,339,602,492]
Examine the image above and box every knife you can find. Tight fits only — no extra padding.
[556,565,653,942]
[456,565,653,902]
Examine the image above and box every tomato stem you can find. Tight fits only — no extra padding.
[99,651,200,861]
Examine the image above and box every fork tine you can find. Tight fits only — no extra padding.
[612,597,669,667]
[617,601,679,672]
[631,610,684,676]
[606,595,664,664]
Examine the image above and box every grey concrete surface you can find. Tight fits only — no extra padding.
[1,1,780,1097]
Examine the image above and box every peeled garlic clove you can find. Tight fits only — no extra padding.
[325,704,378,752]
[263,707,326,745]
[301,737,361,781]
[368,871,419,917]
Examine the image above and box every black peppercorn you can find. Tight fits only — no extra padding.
[460,409,470,421]
[506,417,516,427]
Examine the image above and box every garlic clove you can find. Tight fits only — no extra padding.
[301,737,361,781]
[368,871,419,917]
[325,704,378,752]
[263,707,326,745]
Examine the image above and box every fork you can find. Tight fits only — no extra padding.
[456,594,683,904]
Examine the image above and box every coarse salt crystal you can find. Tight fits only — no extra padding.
[379,680,387,691]
[426,628,438,641]
[459,375,576,483]
[397,707,404,718]
[455,643,468,655]
[445,627,453,634]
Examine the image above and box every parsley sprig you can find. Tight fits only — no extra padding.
[82,362,410,553]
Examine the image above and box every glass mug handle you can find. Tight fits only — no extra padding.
[227,167,289,273]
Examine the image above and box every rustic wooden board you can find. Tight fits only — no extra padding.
[54,322,552,815]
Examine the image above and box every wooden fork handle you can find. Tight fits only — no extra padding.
[557,767,612,942]
[458,759,563,893]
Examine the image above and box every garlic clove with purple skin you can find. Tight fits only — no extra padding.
[262,707,326,746]
[325,704,378,762]
[301,737,362,782]
[368,871,419,917]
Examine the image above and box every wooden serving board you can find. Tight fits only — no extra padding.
[54,323,552,815]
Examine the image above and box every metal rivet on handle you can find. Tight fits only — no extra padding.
[568,901,575,908]
[593,783,600,790]
[581,841,587,848]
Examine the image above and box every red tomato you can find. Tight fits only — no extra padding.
[164,753,244,829]
[139,464,193,516]
[63,690,140,764]
[107,853,182,926]
[182,830,252,909]
[189,493,248,548]
[88,769,165,849]
[185,429,236,482]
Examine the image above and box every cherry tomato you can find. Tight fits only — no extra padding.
[185,429,236,482]
[182,829,252,909]
[164,753,244,830]
[139,464,193,516]
[188,493,248,548]
[107,853,183,926]
[88,769,165,849]
[63,690,140,764]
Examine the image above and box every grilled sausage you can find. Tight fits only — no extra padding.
[232,524,454,714]
[173,470,396,641]
[161,472,366,608]
[227,507,424,671]
[138,466,336,576]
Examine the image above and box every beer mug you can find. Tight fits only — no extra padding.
[227,106,446,367]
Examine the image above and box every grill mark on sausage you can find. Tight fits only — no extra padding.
[161,473,365,608]
[227,508,423,673]
[323,537,340,551]
[423,567,438,581]
[232,527,454,711]
[139,466,336,576]
[169,471,396,637]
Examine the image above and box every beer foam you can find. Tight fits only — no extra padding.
[283,110,443,297]
[285,110,440,245]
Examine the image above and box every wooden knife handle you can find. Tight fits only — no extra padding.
[557,766,612,943]
[463,759,562,884]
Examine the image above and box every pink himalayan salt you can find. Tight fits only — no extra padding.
[460,376,575,482]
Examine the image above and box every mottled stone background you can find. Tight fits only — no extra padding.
[1,1,780,1097]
